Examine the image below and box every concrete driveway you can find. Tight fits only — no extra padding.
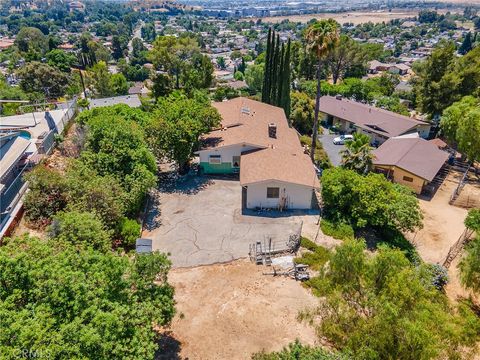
[143,175,317,268]
[318,133,345,167]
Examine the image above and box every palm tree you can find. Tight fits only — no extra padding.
[340,133,374,174]
[304,19,340,162]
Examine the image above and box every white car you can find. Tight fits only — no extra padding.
[333,134,354,145]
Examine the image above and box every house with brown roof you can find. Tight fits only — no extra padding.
[196,98,319,210]
[319,95,431,145]
[372,136,449,194]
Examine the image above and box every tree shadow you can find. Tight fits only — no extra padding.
[355,226,417,261]
[155,331,184,360]
[158,171,215,195]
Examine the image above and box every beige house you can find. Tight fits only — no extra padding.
[319,95,431,145]
[196,98,320,210]
[372,136,449,194]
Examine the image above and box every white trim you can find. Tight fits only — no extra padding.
[195,142,265,154]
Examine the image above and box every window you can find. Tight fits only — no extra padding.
[209,155,221,164]
[267,187,279,199]
[402,176,414,182]
[232,156,240,168]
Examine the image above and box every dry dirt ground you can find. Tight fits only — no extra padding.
[163,260,318,360]
[406,171,469,265]
[251,8,464,25]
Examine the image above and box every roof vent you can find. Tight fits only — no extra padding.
[335,94,343,100]
[268,123,277,139]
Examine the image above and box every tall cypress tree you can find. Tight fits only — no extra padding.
[459,32,473,55]
[282,39,291,118]
[270,34,280,105]
[276,43,285,107]
[262,28,272,103]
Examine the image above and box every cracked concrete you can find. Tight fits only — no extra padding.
[144,177,320,268]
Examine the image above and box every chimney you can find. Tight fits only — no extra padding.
[268,123,277,138]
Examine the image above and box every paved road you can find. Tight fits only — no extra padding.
[126,21,144,63]
[318,134,345,167]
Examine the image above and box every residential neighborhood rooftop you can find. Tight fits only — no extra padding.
[319,95,428,138]
[373,136,449,181]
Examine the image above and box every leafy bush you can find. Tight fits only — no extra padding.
[296,237,331,271]
[320,219,354,240]
[252,339,347,359]
[299,236,318,252]
[49,210,112,252]
[300,239,480,359]
[0,235,175,359]
[118,217,141,248]
[23,166,68,227]
[321,168,423,232]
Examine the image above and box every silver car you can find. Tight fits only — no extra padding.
[333,134,354,145]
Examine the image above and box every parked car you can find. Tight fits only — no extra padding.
[333,135,353,145]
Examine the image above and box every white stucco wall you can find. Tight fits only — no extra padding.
[198,143,261,164]
[245,180,314,210]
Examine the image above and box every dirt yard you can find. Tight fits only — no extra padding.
[406,171,469,265]
[164,260,318,360]
[251,8,463,25]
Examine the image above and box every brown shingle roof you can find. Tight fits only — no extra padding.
[373,137,449,181]
[319,96,428,138]
[240,148,320,188]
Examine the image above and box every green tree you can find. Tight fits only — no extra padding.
[149,35,202,89]
[112,35,128,60]
[216,56,226,70]
[90,61,113,97]
[340,132,374,174]
[234,70,245,81]
[46,49,77,72]
[245,63,264,94]
[459,32,473,55]
[110,73,128,96]
[326,35,366,84]
[14,27,48,58]
[23,166,68,227]
[0,235,175,359]
[459,210,480,292]
[17,62,70,99]
[441,96,480,162]
[298,240,480,359]
[148,93,221,173]
[49,210,112,252]
[415,41,458,118]
[305,19,340,162]
[321,168,423,232]
[290,91,314,134]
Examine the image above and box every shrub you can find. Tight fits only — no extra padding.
[296,237,331,271]
[320,219,354,240]
[49,210,112,252]
[118,217,141,248]
[23,166,68,227]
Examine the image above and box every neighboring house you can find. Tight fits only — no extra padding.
[388,63,410,75]
[319,95,431,145]
[368,61,410,75]
[372,136,449,194]
[196,97,319,210]
[368,60,390,74]
[0,134,30,226]
[0,101,77,237]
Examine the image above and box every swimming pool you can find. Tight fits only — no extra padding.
[19,131,31,140]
